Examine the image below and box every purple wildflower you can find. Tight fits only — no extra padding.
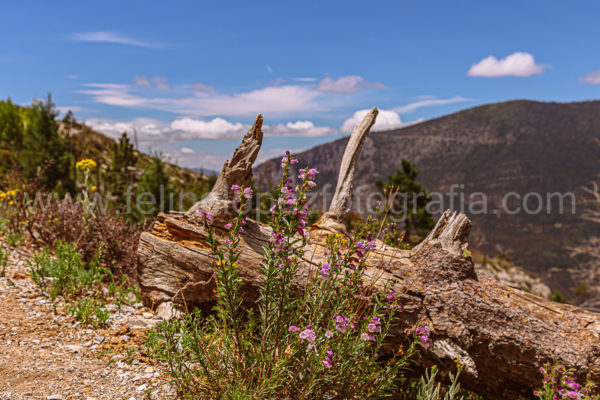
[243,187,253,199]
[325,330,334,338]
[323,350,333,368]
[224,223,233,230]
[416,323,431,348]
[367,317,381,333]
[320,263,331,278]
[299,328,316,343]
[334,315,349,333]
[360,333,376,342]
[289,325,299,332]
[196,208,214,225]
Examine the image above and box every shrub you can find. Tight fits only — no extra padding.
[146,152,423,399]
[29,241,139,326]
[67,297,110,328]
[29,241,108,304]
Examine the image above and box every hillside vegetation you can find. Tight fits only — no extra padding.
[0,96,215,220]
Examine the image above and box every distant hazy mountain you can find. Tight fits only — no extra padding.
[255,100,600,301]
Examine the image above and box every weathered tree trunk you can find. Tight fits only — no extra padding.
[137,110,600,399]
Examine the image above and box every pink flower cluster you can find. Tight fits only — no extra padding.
[196,208,214,225]
[416,323,430,348]
[231,184,253,200]
[323,350,333,369]
[534,364,592,399]
[281,151,298,168]
[334,315,350,333]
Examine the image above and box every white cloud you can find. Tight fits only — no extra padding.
[467,52,548,77]
[264,121,337,137]
[580,71,600,84]
[170,117,247,140]
[315,75,385,93]
[69,31,160,49]
[340,109,404,133]
[393,96,471,114]
[85,117,166,148]
[79,83,325,116]
[79,83,148,107]
[291,77,317,82]
[67,74,79,79]
[87,116,337,144]
[180,147,195,154]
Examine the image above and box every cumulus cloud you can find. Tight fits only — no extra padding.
[580,70,600,84]
[340,109,404,133]
[264,121,336,137]
[315,75,385,93]
[180,147,195,154]
[170,117,247,140]
[467,52,548,77]
[87,116,337,144]
[69,31,160,49]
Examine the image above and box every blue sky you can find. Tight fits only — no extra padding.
[2,1,600,170]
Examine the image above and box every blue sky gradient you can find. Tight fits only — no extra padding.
[2,1,600,169]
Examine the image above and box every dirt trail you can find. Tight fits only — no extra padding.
[0,246,176,400]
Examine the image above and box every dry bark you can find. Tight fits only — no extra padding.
[137,110,600,399]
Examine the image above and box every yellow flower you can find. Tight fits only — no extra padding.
[8,201,14,205]
[76,159,97,171]
[90,185,97,192]
[232,262,238,269]
[216,260,225,267]
[7,190,16,197]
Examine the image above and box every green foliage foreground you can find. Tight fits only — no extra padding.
[145,154,465,400]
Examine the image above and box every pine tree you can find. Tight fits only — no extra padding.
[135,152,173,218]
[20,94,74,194]
[107,132,138,201]
[375,159,435,246]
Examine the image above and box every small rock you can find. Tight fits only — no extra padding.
[47,395,63,400]
[156,301,183,321]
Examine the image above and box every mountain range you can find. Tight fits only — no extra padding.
[255,100,600,303]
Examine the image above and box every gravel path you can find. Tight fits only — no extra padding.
[0,245,177,400]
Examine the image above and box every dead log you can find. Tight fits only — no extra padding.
[137,109,600,399]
